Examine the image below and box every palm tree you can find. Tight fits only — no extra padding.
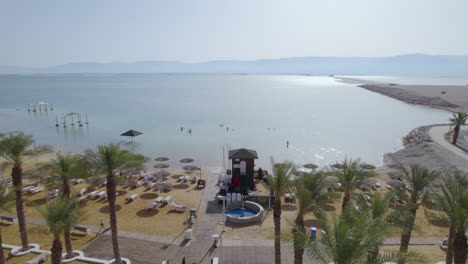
[361,192,395,263]
[0,180,15,264]
[291,171,336,264]
[397,164,439,264]
[291,180,312,264]
[331,158,376,211]
[0,132,50,250]
[429,172,468,264]
[449,112,468,144]
[83,144,146,264]
[290,206,419,264]
[38,197,82,264]
[41,153,89,259]
[266,159,294,264]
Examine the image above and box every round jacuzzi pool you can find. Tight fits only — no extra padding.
[224,201,264,224]
[225,208,257,218]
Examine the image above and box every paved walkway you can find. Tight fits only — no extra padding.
[185,168,222,263]
[429,125,468,161]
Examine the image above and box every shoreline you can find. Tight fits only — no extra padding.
[381,124,468,174]
[338,77,468,113]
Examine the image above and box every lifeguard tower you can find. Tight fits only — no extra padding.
[228,148,258,195]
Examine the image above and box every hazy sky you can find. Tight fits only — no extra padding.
[1,0,468,67]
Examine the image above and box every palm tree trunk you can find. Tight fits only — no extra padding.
[453,231,467,264]
[0,228,5,264]
[62,180,74,259]
[341,193,350,211]
[51,236,62,264]
[64,231,74,258]
[107,175,121,264]
[11,165,28,250]
[293,215,305,264]
[397,208,417,264]
[446,224,455,264]
[273,199,282,264]
[452,125,460,144]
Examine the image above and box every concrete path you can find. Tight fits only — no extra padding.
[429,125,468,161]
[185,168,222,263]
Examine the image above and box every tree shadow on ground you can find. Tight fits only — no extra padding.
[281,204,297,211]
[173,184,189,190]
[303,219,322,228]
[321,204,336,212]
[136,209,159,217]
[99,204,122,214]
[140,193,158,200]
[25,198,48,207]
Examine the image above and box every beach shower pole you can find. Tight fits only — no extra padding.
[33,142,38,170]
[222,145,225,170]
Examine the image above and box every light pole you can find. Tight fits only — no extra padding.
[33,142,38,170]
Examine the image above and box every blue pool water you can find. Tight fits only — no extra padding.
[225,208,257,218]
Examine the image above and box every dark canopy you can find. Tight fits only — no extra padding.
[228,148,258,159]
[121,130,143,137]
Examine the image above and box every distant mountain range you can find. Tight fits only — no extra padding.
[2,54,468,75]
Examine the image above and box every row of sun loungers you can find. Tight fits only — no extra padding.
[126,193,139,202]
[45,189,59,200]
[170,202,187,212]
[77,191,107,203]
[22,186,44,194]
[71,178,84,185]
[147,196,173,210]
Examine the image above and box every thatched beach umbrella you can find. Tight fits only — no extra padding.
[180,158,194,163]
[154,164,170,169]
[153,170,171,178]
[360,163,376,170]
[303,163,319,169]
[121,129,143,143]
[330,163,344,169]
[183,165,199,171]
[154,157,169,162]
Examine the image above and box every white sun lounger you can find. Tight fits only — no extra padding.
[126,194,139,201]
[155,196,164,203]
[147,202,158,210]
[77,196,88,202]
[78,188,87,196]
[170,202,187,211]
[22,186,35,192]
[88,191,99,198]
[98,191,107,198]
[178,176,185,181]
[30,187,44,194]
[162,196,172,203]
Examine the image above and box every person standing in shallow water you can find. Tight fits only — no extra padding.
[180,126,183,132]
[286,141,289,148]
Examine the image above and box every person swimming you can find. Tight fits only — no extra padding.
[188,129,192,134]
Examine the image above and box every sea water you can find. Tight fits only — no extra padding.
[0,74,451,169]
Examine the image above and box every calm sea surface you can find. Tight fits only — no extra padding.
[0,75,453,169]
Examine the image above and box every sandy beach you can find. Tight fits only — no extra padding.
[338,77,468,112]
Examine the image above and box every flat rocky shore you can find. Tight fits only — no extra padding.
[383,124,468,174]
